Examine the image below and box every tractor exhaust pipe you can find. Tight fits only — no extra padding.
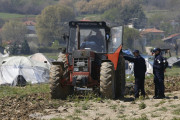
[77,25,80,50]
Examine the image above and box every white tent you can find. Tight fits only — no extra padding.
[0,56,50,86]
[0,53,9,58]
[29,53,52,67]
[145,58,153,74]
[141,55,153,74]
[167,57,180,67]
[125,61,134,75]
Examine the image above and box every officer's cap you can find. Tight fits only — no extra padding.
[133,50,139,54]
[152,48,161,53]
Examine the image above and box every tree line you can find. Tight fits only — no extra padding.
[2,0,179,15]
[0,0,58,14]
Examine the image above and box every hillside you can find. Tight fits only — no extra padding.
[0,0,179,24]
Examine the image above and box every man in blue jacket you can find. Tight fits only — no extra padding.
[152,48,166,99]
[124,50,146,98]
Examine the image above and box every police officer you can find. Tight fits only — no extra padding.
[152,48,166,99]
[124,50,146,98]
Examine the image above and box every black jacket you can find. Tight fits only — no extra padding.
[153,54,165,73]
[124,55,146,77]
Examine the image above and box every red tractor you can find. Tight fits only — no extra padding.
[50,21,125,99]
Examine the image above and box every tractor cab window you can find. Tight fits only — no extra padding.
[68,28,106,53]
[108,26,123,53]
[68,28,77,52]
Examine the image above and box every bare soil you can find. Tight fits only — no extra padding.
[0,76,180,120]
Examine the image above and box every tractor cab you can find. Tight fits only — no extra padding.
[67,21,109,53]
[67,21,123,53]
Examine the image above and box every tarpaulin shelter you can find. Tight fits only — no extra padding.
[144,56,153,74]
[29,53,52,67]
[167,57,180,67]
[0,53,9,58]
[0,56,50,86]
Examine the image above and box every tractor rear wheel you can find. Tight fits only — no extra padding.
[115,54,125,98]
[100,62,115,99]
[50,65,73,99]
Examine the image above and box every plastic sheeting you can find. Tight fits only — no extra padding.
[29,53,52,67]
[0,56,50,86]
[0,53,9,58]
[144,58,153,74]
[123,49,134,75]
[167,57,180,67]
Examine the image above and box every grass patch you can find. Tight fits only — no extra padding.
[151,113,160,118]
[118,108,125,114]
[139,102,146,110]
[66,115,82,120]
[67,92,99,102]
[139,96,145,100]
[0,12,35,19]
[96,113,106,117]
[165,67,180,77]
[166,93,173,97]
[51,118,66,120]
[131,111,137,115]
[126,75,134,83]
[172,108,180,115]
[169,104,179,108]
[132,113,148,120]
[74,108,82,114]
[109,104,118,111]
[145,74,154,80]
[131,101,136,104]
[117,114,126,119]
[81,102,90,110]
[154,100,166,107]
[43,52,59,60]
[105,117,111,120]
[171,117,180,120]
[168,100,173,103]
[76,14,102,21]
[120,104,126,108]
[157,107,168,112]
[0,84,49,98]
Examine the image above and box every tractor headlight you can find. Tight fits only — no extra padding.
[74,67,79,72]
[83,67,88,72]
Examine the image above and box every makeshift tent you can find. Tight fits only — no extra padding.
[122,49,134,75]
[29,53,52,67]
[0,56,50,86]
[141,55,153,74]
[0,53,9,58]
[144,58,153,74]
[125,61,134,75]
[167,57,180,67]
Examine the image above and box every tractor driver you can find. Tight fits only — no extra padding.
[80,29,105,52]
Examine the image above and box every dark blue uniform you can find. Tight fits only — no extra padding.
[124,55,146,98]
[153,53,165,98]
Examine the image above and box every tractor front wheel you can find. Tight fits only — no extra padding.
[50,65,73,99]
[100,62,115,99]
